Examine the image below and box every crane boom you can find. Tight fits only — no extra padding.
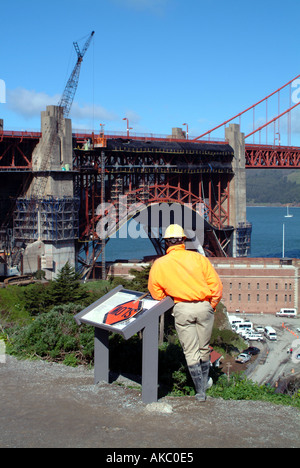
[59,31,95,117]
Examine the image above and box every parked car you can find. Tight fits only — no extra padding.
[255,326,264,333]
[238,329,262,341]
[264,326,277,341]
[243,347,260,356]
[235,353,251,364]
[247,332,263,342]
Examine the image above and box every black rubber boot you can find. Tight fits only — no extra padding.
[200,360,211,393]
[188,363,206,402]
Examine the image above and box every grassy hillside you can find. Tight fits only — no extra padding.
[246,169,300,205]
[286,171,300,185]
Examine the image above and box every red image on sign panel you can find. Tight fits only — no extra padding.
[103,299,144,326]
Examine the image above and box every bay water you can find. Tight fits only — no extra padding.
[104,206,300,261]
[247,206,300,259]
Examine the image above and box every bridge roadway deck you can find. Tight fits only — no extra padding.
[1,131,300,169]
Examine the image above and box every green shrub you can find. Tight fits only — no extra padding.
[0,285,30,324]
[6,303,94,365]
[207,373,300,408]
[23,283,52,316]
[211,327,243,354]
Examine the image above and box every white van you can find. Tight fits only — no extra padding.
[228,315,244,327]
[233,321,253,332]
[276,308,297,318]
[264,326,277,341]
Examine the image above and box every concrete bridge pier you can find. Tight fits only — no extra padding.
[14,106,78,279]
[225,124,251,257]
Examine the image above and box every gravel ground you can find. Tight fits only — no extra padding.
[0,355,299,449]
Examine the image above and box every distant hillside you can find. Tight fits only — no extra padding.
[246,169,300,205]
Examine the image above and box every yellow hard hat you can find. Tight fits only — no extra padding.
[164,224,186,239]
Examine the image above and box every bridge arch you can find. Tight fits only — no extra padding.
[78,184,232,279]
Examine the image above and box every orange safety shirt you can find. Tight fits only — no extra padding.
[148,244,223,309]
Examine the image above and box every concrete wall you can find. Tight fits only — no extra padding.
[22,240,45,275]
[29,105,73,199]
[22,240,76,281]
[43,241,76,279]
[32,105,72,171]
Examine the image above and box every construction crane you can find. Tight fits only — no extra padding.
[30,31,95,199]
[58,31,95,118]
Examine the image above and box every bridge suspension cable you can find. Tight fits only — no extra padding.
[193,73,300,146]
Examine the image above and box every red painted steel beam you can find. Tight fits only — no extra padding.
[245,143,300,168]
[0,130,41,139]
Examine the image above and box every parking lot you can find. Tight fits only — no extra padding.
[231,313,300,386]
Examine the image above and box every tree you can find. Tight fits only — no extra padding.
[49,261,88,305]
[129,266,151,292]
[23,282,51,316]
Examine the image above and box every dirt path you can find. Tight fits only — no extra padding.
[0,356,299,449]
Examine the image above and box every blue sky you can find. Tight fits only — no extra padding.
[1,0,300,144]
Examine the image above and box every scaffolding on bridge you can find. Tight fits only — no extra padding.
[236,222,252,257]
[13,197,80,242]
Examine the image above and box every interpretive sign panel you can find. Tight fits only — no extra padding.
[74,286,174,403]
[75,287,160,337]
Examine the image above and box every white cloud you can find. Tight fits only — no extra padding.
[7,88,59,118]
[6,87,144,134]
[6,87,119,124]
[123,109,141,124]
[70,101,118,122]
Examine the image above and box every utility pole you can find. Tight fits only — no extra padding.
[226,362,232,383]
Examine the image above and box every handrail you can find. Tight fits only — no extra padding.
[72,129,228,144]
[0,130,41,138]
[1,128,228,144]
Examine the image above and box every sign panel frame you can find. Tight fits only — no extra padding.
[74,286,174,403]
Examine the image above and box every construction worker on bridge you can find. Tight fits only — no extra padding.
[148,224,223,402]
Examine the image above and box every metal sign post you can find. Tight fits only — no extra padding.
[74,286,174,404]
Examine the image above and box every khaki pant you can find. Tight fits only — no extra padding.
[173,301,215,366]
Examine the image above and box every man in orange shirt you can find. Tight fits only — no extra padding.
[148,224,223,402]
